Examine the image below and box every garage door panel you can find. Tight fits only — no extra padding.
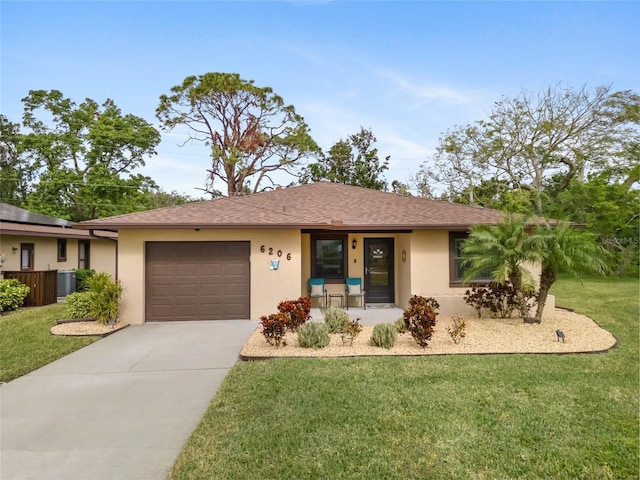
[150,264,175,275]
[148,243,173,256]
[224,242,250,256]
[200,299,224,317]
[224,292,248,303]
[151,285,174,297]
[146,241,250,321]
[200,296,223,305]
[200,285,223,296]
[175,300,198,309]
[174,265,198,277]
[223,304,247,317]
[200,243,224,255]
[175,309,198,320]
[201,263,224,275]
[173,284,198,297]
[225,283,248,295]
[150,277,174,287]
[224,263,248,276]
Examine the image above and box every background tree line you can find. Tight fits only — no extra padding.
[1,77,637,273]
[0,91,197,221]
[414,84,639,275]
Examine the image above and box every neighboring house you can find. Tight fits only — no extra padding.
[76,182,553,324]
[0,203,117,279]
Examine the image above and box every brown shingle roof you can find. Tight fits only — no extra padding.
[75,182,506,231]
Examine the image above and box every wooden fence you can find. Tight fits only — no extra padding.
[3,270,58,307]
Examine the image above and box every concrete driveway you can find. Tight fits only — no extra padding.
[0,320,257,480]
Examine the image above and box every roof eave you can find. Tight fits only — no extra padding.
[1,228,93,239]
[73,223,329,230]
[73,221,503,231]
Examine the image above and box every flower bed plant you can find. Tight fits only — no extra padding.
[278,296,311,332]
[464,282,535,318]
[403,295,439,348]
[297,322,330,349]
[447,316,467,344]
[370,323,398,349]
[260,312,288,347]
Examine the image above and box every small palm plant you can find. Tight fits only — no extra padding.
[462,214,541,319]
[531,221,609,322]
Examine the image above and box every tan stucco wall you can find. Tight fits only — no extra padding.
[1,235,66,272]
[300,234,311,296]
[409,230,554,317]
[90,239,117,278]
[410,230,453,295]
[0,235,116,277]
[395,233,412,309]
[117,228,554,325]
[117,229,302,324]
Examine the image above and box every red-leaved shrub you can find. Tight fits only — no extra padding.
[277,296,311,332]
[260,312,288,347]
[403,295,439,348]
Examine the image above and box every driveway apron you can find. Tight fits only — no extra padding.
[0,320,257,480]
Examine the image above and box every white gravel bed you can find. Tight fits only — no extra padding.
[240,309,617,358]
[51,321,129,336]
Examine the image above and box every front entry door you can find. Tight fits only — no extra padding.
[364,238,394,304]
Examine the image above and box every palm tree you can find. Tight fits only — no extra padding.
[462,214,541,318]
[531,221,609,322]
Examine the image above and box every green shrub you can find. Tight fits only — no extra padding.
[260,313,288,347]
[66,291,93,318]
[74,268,96,292]
[278,296,311,332]
[0,279,30,312]
[403,295,439,348]
[324,306,349,334]
[297,322,330,349]
[370,323,397,349]
[86,273,123,325]
[340,318,363,346]
[394,317,407,333]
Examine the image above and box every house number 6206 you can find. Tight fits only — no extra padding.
[260,245,292,261]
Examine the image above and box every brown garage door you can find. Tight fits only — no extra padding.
[145,241,250,321]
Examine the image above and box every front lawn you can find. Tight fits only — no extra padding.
[169,276,639,480]
[0,303,98,382]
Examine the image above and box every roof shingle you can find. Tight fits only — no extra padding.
[76,182,506,231]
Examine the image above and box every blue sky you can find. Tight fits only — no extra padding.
[2,1,639,196]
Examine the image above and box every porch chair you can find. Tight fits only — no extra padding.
[308,278,327,308]
[345,277,366,310]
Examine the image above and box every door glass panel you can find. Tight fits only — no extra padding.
[78,241,90,269]
[368,243,389,287]
[21,248,31,269]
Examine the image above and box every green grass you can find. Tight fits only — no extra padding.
[0,303,98,382]
[170,276,639,480]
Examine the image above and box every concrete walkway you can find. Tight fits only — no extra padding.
[0,320,258,480]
